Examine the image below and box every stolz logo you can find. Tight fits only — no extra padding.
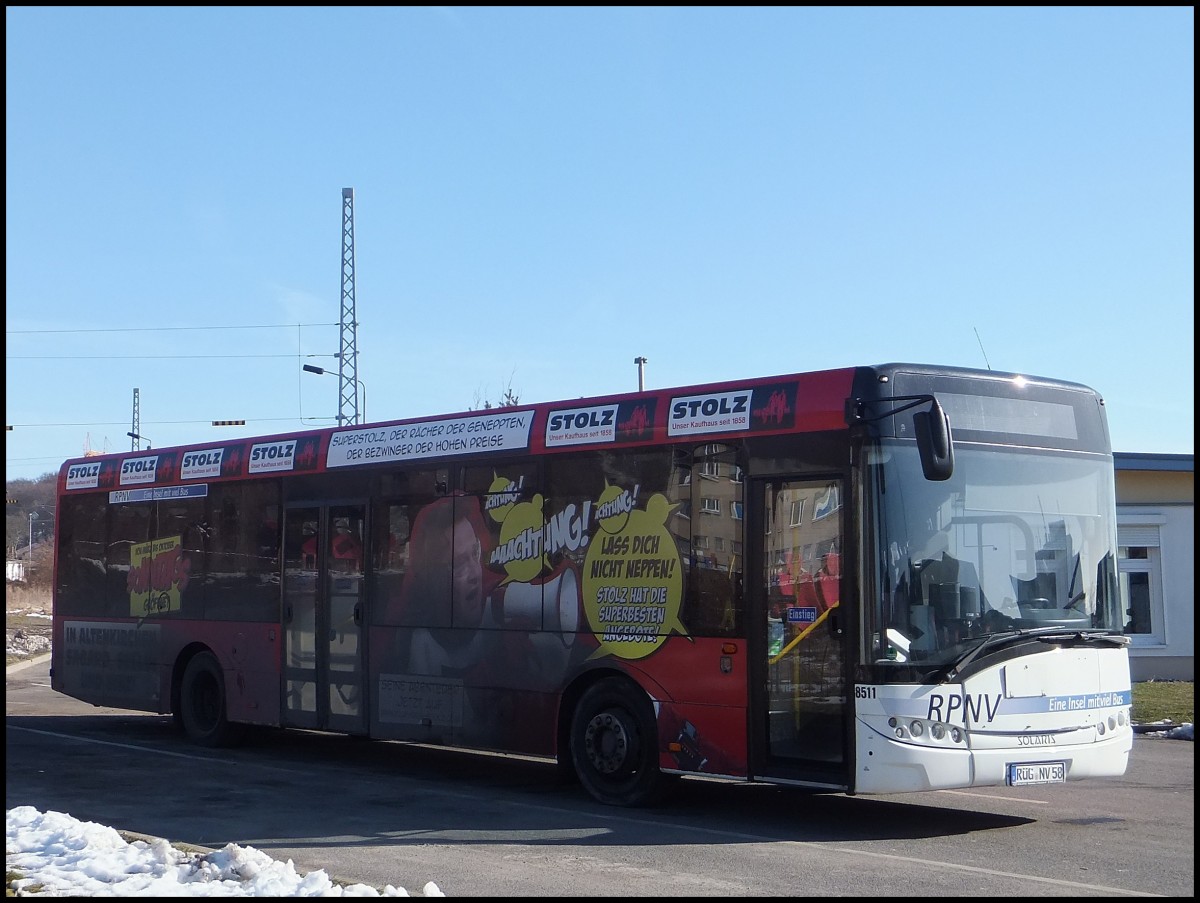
[249,440,297,473]
[546,404,619,447]
[668,390,752,436]
[66,462,102,490]
[119,456,159,486]
[181,449,224,480]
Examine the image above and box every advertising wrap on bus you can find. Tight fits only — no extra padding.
[50,363,1133,807]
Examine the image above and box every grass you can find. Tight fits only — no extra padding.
[1131,680,1194,725]
[6,870,33,897]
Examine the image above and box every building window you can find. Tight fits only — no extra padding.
[730,501,744,521]
[700,496,720,514]
[1118,523,1165,645]
[789,499,804,526]
[813,482,840,521]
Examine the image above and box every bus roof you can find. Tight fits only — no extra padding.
[57,361,1098,494]
[58,366,864,494]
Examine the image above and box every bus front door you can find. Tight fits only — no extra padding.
[753,478,848,785]
[282,503,368,734]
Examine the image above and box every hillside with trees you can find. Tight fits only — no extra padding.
[6,472,57,591]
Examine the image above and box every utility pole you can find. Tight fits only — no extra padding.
[130,388,141,450]
[635,357,648,392]
[339,188,360,425]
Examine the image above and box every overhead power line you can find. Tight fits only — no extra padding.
[5,322,338,335]
[8,417,329,429]
[6,354,330,360]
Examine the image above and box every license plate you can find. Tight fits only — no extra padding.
[1007,761,1066,786]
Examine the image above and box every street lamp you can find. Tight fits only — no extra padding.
[634,356,648,392]
[127,431,151,450]
[303,365,367,424]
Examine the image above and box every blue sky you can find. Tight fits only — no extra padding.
[5,6,1194,483]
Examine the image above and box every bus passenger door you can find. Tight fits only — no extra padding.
[282,503,368,734]
[751,478,848,784]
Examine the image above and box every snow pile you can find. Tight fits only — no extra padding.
[6,807,445,897]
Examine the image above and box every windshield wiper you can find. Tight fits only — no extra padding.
[936,626,1119,682]
[938,629,1026,681]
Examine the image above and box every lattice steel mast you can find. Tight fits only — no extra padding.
[338,188,360,426]
[130,388,141,450]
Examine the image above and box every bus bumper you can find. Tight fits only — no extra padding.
[853,718,1133,793]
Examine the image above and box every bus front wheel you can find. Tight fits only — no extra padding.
[569,677,668,807]
[178,651,244,748]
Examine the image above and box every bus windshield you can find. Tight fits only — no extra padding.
[866,441,1123,668]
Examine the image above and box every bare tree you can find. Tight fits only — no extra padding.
[470,369,521,410]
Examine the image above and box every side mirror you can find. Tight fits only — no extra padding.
[914,399,954,481]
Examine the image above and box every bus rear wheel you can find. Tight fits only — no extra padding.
[569,677,667,807]
[178,651,244,748]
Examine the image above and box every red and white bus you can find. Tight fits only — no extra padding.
[51,362,1133,806]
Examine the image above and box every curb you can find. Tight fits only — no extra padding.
[6,651,52,675]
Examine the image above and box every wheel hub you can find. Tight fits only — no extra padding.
[583,710,629,774]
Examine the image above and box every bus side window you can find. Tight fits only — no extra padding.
[329,516,364,575]
[157,496,205,619]
[682,443,743,636]
[106,503,151,618]
[373,506,409,571]
[371,503,410,627]
[56,495,108,617]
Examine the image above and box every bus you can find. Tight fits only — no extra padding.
[50,362,1133,806]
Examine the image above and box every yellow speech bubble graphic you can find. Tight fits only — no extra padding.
[582,491,688,660]
[484,472,521,524]
[493,492,549,584]
[594,480,634,535]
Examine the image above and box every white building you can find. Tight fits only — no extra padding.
[1114,452,1194,681]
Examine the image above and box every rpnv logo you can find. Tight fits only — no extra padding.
[120,456,159,486]
[181,448,224,480]
[249,440,297,473]
[66,462,102,490]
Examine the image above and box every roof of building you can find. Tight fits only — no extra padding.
[1113,452,1194,473]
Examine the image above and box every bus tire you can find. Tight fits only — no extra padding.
[569,677,666,807]
[179,651,244,748]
